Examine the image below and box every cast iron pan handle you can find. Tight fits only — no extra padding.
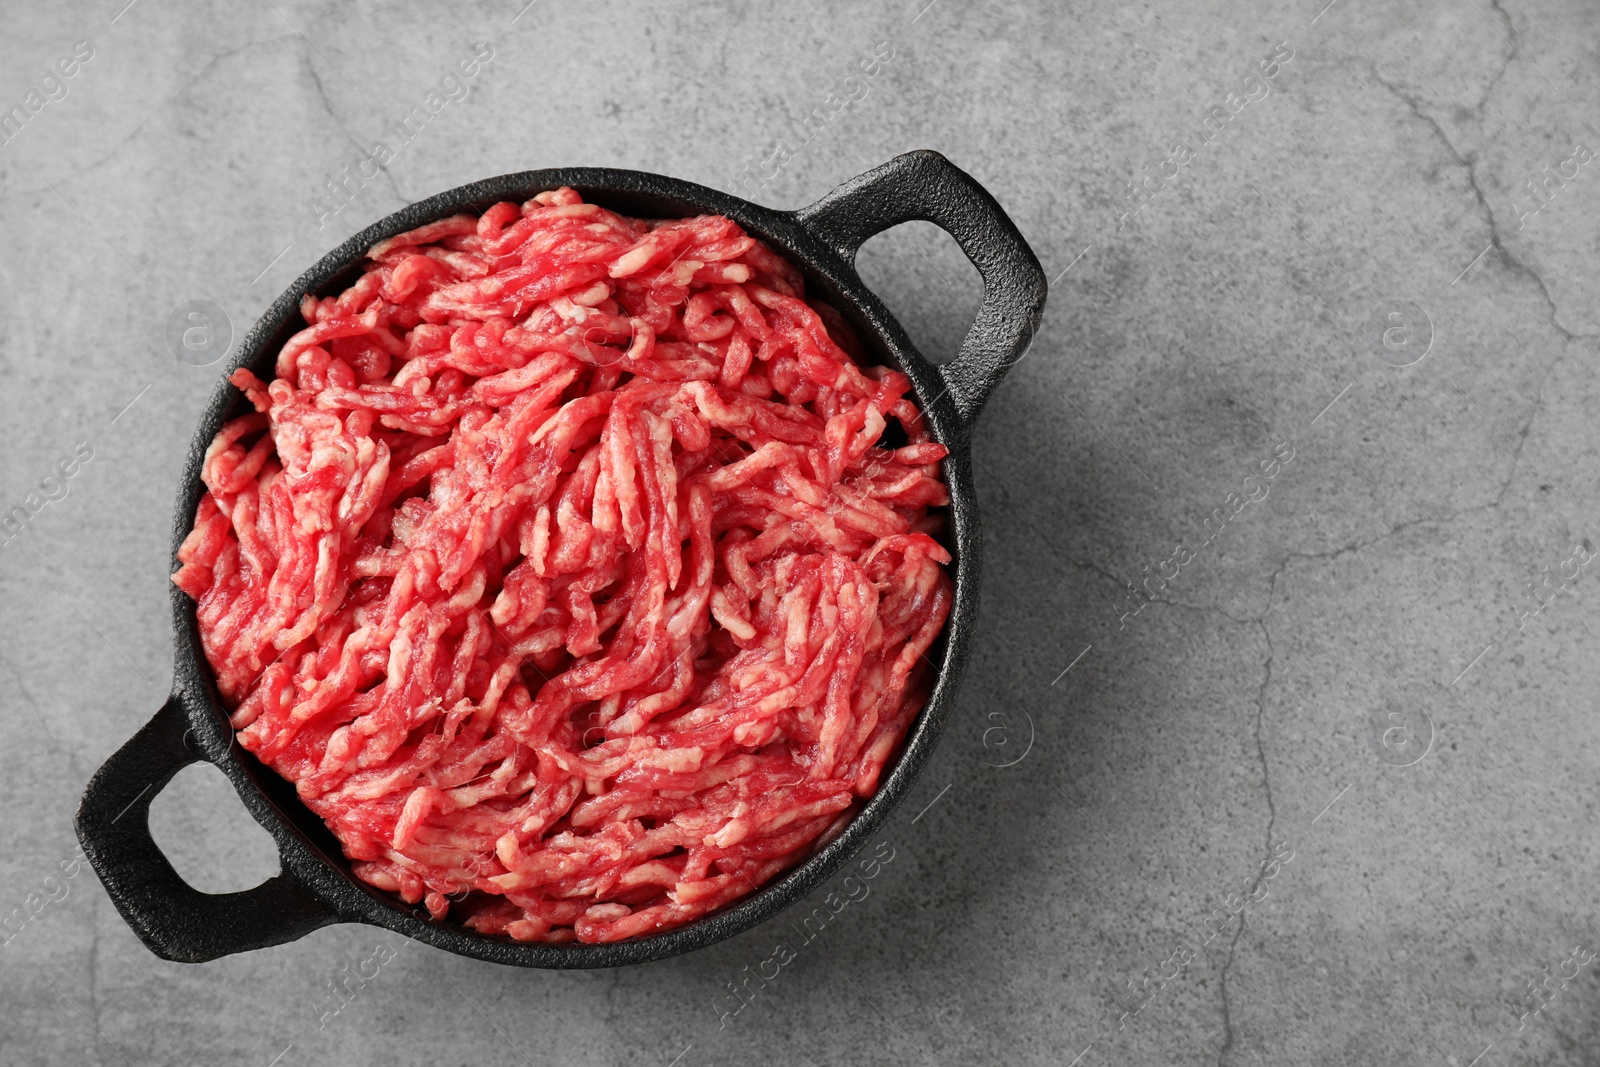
[75,694,336,962]
[794,149,1047,443]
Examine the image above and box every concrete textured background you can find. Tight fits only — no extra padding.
[3,0,1600,1063]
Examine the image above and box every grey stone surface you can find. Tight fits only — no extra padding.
[3,0,1599,1063]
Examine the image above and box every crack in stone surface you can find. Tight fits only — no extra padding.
[301,48,409,208]
[1277,500,1500,573]
[1215,907,1245,1066]
[1007,511,1156,613]
[0,648,80,774]
[1010,472,1289,1058]
[1473,0,1519,113]
[1486,0,1522,52]
[1488,351,1559,507]
[1143,595,1256,627]
[1216,588,1280,1066]
[1369,67,1597,345]
[0,35,299,208]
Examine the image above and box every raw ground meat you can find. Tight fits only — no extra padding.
[173,189,952,942]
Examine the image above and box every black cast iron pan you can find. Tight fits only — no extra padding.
[75,149,1047,966]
